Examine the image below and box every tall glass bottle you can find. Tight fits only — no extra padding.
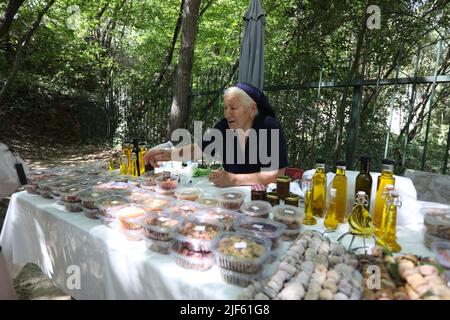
[375,184,395,238]
[139,143,147,175]
[376,190,402,252]
[302,178,316,225]
[355,156,372,210]
[324,188,339,230]
[374,159,396,229]
[312,159,326,218]
[331,160,347,223]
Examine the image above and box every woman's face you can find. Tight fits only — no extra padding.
[223,94,256,130]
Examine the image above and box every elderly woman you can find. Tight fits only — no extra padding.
[144,82,288,187]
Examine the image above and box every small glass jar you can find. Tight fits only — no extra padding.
[251,184,266,201]
[276,176,291,199]
[266,192,280,207]
[285,193,300,207]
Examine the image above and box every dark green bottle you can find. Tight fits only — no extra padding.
[355,156,372,210]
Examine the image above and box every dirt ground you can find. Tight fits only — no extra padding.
[0,137,113,300]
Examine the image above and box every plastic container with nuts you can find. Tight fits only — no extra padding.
[233,216,286,251]
[169,200,202,217]
[170,242,214,271]
[155,172,178,194]
[219,268,263,287]
[78,188,112,209]
[61,200,82,213]
[82,206,99,219]
[175,187,203,202]
[240,200,272,219]
[175,216,223,252]
[196,194,219,207]
[272,204,304,230]
[95,195,130,220]
[422,206,450,240]
[144,238,174,254]
[59,184,86,203]
[140,212,183,241]
[198,207,242,231]
[139,194,175,213]
[212,232,270,274]
[217,190,246,211]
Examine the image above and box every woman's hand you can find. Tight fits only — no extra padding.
[143,148,171,168]
[207,170,236,187]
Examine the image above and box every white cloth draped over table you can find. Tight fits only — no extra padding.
[0,174,441,299]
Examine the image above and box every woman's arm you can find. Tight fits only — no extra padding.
[208,168,286,187]
[143,143,202,167]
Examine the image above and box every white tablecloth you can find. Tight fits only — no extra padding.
[0,177,442,299]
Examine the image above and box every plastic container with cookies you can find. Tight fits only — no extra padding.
[422,206,450,240]
[175,187,203,202]
[175,216,223,252]
[198,207,242,231]
[240,200,272,219]
[212,232,270,274]
[272,204,304,230]
[219,268,263,287]
[217,189,246,211]
[170,241,214,271]
[234,216,286,251]
[141,212,183,241]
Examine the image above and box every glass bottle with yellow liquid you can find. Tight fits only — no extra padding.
[312,159,326,218]
[139,143,147,175]
[331,160,347,223]
[376,190,402,252]
[348,191,375,236]
[355,156,372,210]
[373,159,395,229]
[302,178,316,225]
[375,184,395,238]
[324,188,339,230]
[119,155,128,175]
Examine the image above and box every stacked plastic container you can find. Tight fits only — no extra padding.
[272,204,304,241]
[198,207,242,231]
[59,184,85,212]
[217,190,245,211]
[212,232,270,287]
[240,200,272,219]
[170,216,223,271]
[140,211,183,254]
[422,206,450,258]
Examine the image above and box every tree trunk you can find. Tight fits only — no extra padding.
[166,0,202,140]
[333,3,368,161]
[0,0,25,40]
[0,0,56,106]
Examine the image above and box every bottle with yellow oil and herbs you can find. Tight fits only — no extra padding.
[355,156,372,210]
[139,143,147,175]
[373,159,396,229]
[312,159,327,218]
[375,184,395,237]
[376,190,402,253]
[324,188,339,230]
[331,160,348,223]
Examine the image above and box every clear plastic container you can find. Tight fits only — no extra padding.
[431,241,450,269]
[140,212,183,241]
[24,184,39,195]
[144,238,174,254]
[170,242,214,271]
[217,190,246,211]
[49,181,74,198]
[198,207,242,231]
[78,188,112,209]
[127,188,153,203]
[423,206,450,240]
[175,216,223,252]
[92,181,134,195]
[196,195,219,207]
[82,207,99,219]
[175,187,203,202]
[119,228,144,241]
[234,216,286,251]
[115,204,146,230]
[59,184,85,203]
[139,195,175,212]
[212,232,270,274]
[95,195,130,219]
[156,172,178,192]
[272,204,304,230]
[169,200,202,217]
[280,229,301,241]
[61,200,82,212]
[219,268,263,287]
[423,232,446,249]
[240,201,272,219]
